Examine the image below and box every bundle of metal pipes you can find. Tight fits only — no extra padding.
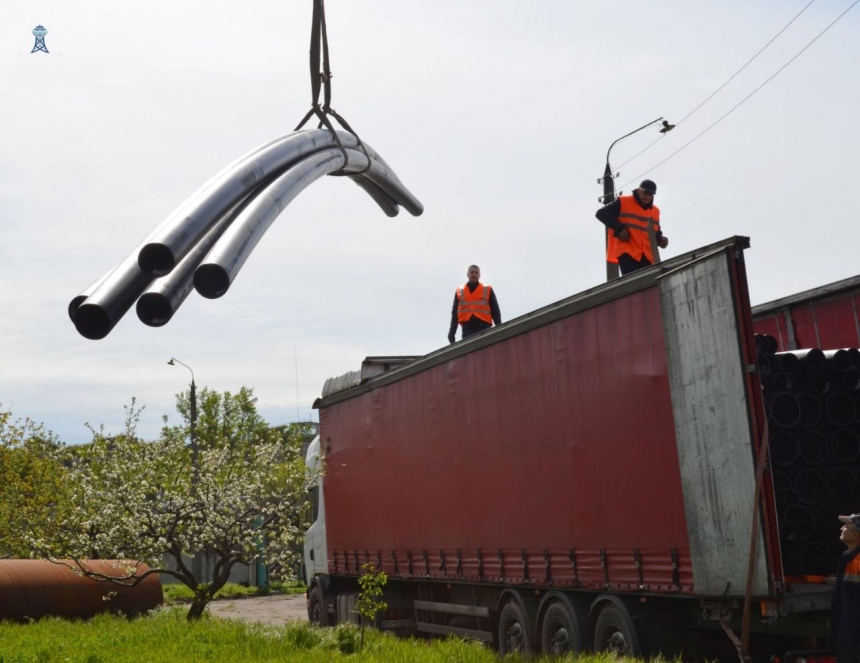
[756,334,860,576]
[68,129,423,340]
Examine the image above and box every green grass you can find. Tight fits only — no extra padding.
[0,609,648,663]
[162,581,307,603]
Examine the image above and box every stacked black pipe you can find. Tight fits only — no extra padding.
[756,334,860,576]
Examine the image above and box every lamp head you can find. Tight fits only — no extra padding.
[167,359,175,366]
[660,120,675,134]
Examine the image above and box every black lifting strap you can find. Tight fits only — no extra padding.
[294,0,371,175]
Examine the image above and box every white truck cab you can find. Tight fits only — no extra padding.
[303,435,328,586]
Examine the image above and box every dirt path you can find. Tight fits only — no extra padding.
[207,594,309,626]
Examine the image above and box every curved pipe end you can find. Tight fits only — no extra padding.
[408,200,424,217]
[136,293,175,327]
[138,244,177,277]
[68,295,87,323]
[193,264,231,299]
[73,304,114,340]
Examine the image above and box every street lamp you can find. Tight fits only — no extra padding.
[598,117,674,282]
[167,358,197,479]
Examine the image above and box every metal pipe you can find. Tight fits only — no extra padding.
[782,506,814,540]
[798,429,827,465]
[135,186,265,327]
[757,353,775,377]
[769,430,799,466]
[831,428,860,463]
[73,249,157,340]
[773,352,800,375]
[138,130,422,276]
[347,175,400,217]
[812,372,835,395]
[193,148,348,299]
[825,391,856,426]
[794,348,827,372]
[843,367,860,392]
[0,560,162,621]
[193,146,419,300]
[767,392,801,428]
[797,393,822,428]
[794,468,826,504]
[70,137,301,337]
[823,349,853,372]
[68,263,118,323]
[827,467,855,502]
[815,503,840,535]
[772,372,794,392]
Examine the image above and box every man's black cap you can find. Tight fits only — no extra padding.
[640,180,657,194]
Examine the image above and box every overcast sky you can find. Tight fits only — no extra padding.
[3,1,858,443]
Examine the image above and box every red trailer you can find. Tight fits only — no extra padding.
[752,274,860,351]
[304,236,846,660]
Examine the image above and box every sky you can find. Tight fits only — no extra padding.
[2,0,859,444]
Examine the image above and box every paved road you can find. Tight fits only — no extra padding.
[207,593,309,626]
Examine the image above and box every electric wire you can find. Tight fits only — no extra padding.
[615,0,818,172]
[618,0,859,192]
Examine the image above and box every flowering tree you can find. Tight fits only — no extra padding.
[29,394,316,620]
[0,409,69,559]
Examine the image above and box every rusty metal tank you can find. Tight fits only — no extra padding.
[0,560,163,621]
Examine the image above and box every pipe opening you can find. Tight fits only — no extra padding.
[770,431,799,466]
[193,265,231,299]
[767,392,801,428]
[826,392,856,427]
[136,293,175,327]
[795,468,826,504]
[138,244,177,277]
[798,429,828,465]
[831,428,860,463]
[73,305,115,341]
[797,393,822,428]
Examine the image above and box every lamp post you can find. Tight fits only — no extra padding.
[168,357,201,581]
[598,117,674,282]
[167,358,197,480]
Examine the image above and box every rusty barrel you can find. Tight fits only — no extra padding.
[0,560,162,621]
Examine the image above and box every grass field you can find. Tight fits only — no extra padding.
[0,609,647,663]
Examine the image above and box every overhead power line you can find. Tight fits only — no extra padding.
[619,0,859,192]
[615,0,818,172]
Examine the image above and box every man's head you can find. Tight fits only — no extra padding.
[636,179,657,204]
[466,265,481,284]
[839,513,860,549]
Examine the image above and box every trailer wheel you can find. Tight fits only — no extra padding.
[307,586,328,627]
[593,602,640,656]
[498,600,532,656]
[540,601,584,655]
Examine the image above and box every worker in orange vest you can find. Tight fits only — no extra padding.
[448,265,501,344]
[833,512,860,661]
[595,179,669,276]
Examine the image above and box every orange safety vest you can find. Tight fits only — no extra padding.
[606,195,661,264]
[456,283,493,324]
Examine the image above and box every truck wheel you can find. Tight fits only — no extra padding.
[498,600,532,656]
[307,586,328,627]
[540,601,584,655]
[593,602,640,656]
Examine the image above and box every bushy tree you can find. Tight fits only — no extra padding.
[0,409,69,558]
[29,392,316,620]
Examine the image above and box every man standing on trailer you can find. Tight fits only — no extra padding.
[448,265,501,344]
[833,512,860,661]
[595,179,669,275]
